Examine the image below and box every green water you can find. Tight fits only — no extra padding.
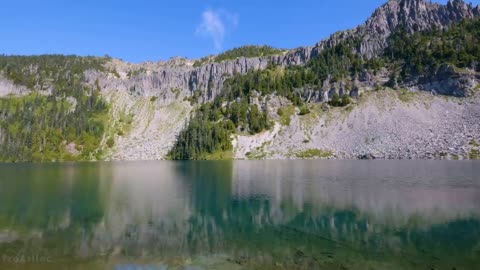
[0,161,479,270]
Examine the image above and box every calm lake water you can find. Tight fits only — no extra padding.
[0,161,479,270]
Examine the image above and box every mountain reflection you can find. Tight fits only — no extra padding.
[0,161,479,269]
[231,161,480,226]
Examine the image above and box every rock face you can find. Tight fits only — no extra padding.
[85,51,317,105]
[84,0,478,105]
[417,64,480,97]
[0,76,29,97]
[357,0,480,57]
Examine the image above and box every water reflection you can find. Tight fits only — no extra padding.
[0,161,479,269]
[232,161,480,226]
[0,163,108,232]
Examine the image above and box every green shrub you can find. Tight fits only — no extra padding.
[341,94,351,106]
[329,93,351,107]
[215,45,285,62]
[295,149,333,159]
[106,137,115,148]
[299,106,311,115]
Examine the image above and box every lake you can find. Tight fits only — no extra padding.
[0,160,479,270]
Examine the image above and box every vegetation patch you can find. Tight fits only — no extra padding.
[0,55,112,162]
[245,147,267,160]
[193,46,286,67]
[386,19,480,79]
[245,140,272,160]
[215,45,286,62]
[246,151,268,160]
[298,105,311,115]
[171,88,181,99]
[192,56,212,67]
[187,90,203,105]
[397,89,415,103]
[0,55,106,89]
[294,149,333,159]
[329,93,351,107]
[470,149,480,160]
[0,93,109,162]
[203,150,233,160]
[277,106,296,126]
[344,104,355,113]
[168,103,236,160]
[127,68,147,78]
[106,137,115,148]
[117,110,134,136]
[469,140,480,147]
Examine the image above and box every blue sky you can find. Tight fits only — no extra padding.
[1,0,478,63]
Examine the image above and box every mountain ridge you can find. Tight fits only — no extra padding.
[81,0,480,106]
[3,0,478,103]
[0,0,479,161]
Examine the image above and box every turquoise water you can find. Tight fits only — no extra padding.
[0,160,479,269]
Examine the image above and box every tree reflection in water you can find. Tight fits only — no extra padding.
[0,160,479,269]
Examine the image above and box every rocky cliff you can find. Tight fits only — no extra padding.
[357,0,480,57]
[2,0,477,103]
[79,0,479,106]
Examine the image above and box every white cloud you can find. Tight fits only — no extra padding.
[196,9,239,51]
